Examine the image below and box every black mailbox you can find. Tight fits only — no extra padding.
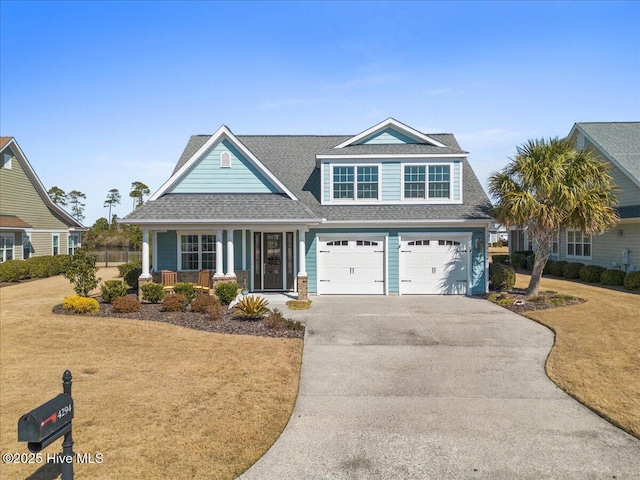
[18,393,74,452]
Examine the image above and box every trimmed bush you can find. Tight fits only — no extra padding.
[601,269,626,286]
[579,265,605,283]
[0,260,30,282]
[141,282,165,303]
[173,282,197,302]
[562,262,584,280]
[492,255,510,265]
[489,263,516,291]
[510,253,527,270]
[624,271,640,291]
[63,295,100,314]
[190,294,220,313]
[112,294,140,313]
[26,255,63,278]
[118,259,142,279]
[549,261,567,277]
[207,303,227,321]
[100,279,128,303]
[215,282,239,305]
[543,260,554,275]
[123,267,142,288]
[161,293,188,312]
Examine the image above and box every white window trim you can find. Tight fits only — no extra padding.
[401,162,459,204]
[52,234,60,256]
[566,229,593,259]
[1,232,15,262]
[2,153,12,169]
[328,163,382,204]
[68,233,81,255]
[177,231,217,271]
[220,151,231,168]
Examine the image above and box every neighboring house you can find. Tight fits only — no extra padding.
[509,122,640,271]
[123,118,492,298]
[0,137,85,262]
[488,223,508,244]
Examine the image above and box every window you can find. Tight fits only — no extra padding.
[408,240,430,246]
[404,165,451,199]
[180,234,215,270]
[356,240,379,246]
[1,233,14,262]
[567,230,591,258]
[68,234,80,255]
[23,235,31,260]
[438,239,460,246]
[326,240,348,246]
[52,235,59,256]
[551,231,559,255]
[2,153,11,170]
[220,151,231,168]
[332,166,379,200]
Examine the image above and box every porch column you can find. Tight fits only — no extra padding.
[225,229,236,278]
[214,229,224,278]
[297,229,308,300]
[141,229,151,278]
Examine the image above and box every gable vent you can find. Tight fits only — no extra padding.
[220,151,231,168]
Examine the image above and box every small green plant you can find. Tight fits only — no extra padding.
[234,295,270,319]
[285,319,304,331]
[491,255,510,265]
[215,282,239,305]
[63,295,100,314]
[112,295,141,313]
[63,248,100,297]
[0,259,30,282]
[527,295,546,304]
[562,262,584,280]
[601,269,626,286]
[161,294,188,312]
[488,263,516,291]
[173,282,197,302]
[549,297,566,306]
[141,282,166,303]
[496,298,512,307]
[549,261,567,277]
[100,279,128,303]
[510,253,527,270]
[190,294,220,313]
[579,265,605,283]
[623,271,640,291]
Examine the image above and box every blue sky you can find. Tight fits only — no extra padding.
[2,1,639,225]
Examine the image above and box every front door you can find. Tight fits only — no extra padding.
[264,233,283,289]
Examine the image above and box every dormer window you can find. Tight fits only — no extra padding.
[220,151,231,168]
[403,164,451,200]
[332,165,379,200]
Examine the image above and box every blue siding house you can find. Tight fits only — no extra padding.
[123,118,492,298]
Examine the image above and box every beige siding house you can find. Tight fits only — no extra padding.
[0,137,85,262]
[510,122,640,272]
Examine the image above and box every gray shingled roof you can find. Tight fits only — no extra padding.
[132,131,491,223]
[318,134,467,156]
[618,205,640,220]
[577,122,640,183]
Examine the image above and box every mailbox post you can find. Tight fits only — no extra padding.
[18,370,74,480]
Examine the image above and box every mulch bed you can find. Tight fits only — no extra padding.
[485,288,586,314]
[52,302,305,339]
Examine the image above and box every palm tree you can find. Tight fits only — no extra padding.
[104,188,121,226]
[489,137,618,297]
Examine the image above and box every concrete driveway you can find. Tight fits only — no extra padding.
[241,296,640,479]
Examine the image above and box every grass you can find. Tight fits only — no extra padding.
[0,268,303,479]
[514,272,640,438]
[286,299,312,310]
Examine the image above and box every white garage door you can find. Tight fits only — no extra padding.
[399,237,468,294]
[318,238,385,294]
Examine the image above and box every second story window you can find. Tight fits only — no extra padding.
[332,166,379,200]
[404,164,451,200]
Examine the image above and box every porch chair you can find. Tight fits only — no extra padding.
[161,270,177,293]
[195,269,211,295]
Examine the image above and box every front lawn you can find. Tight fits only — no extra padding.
[0,268,303,479]
[514,273,640,438]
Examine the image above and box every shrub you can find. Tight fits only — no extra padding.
[510,253,527,270]
[488,263,516,291]
[123,267,142,288]
[173,282,197,302]
[492,255,510,265]
[601,269,626,286]
[207,303,227,321]
[118,259,142,278]
[543,260,554,275]
[112,294,140,313]
[234,295,270,319]
[579,265,605,283]
[190,294,220,313]
[0,260,30,282]
[285,319,304,331]
[64,248,99,297]
[100,280,128,303]
[562,262,584,280]
[52,255,72,275]
[513,250,534,257]
[141,282,165,303]
[549,261,567,277]
[624,271,640,290]
[215,282,239,305]
[26,255,62,278]
[161,293,188,312]
[63,295,100,314]
[264,308,286,329]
